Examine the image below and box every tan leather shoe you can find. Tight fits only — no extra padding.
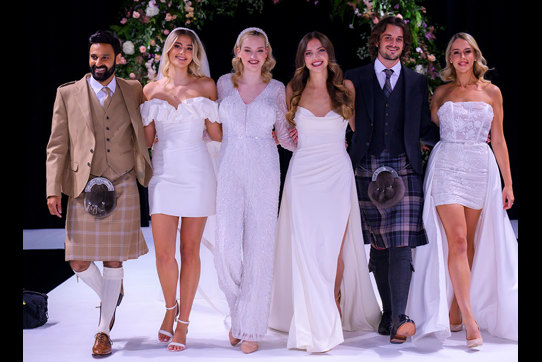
[92,332,112,357]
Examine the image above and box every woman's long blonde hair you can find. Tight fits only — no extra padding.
[440,32,490,83]
[285,31,353,126]
[231,29,276,87]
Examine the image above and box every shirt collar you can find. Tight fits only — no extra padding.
[88,74,117,94]
[374,58,402,76]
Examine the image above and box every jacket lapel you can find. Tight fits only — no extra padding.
[116,78,139,124]
[402,65,417,126]
[73,74,94,133]
[361,64,375,124]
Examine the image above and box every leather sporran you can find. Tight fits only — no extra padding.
[83,177,117,218]
[367,166,405,209]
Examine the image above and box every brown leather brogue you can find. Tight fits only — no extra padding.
[92,332,112,357]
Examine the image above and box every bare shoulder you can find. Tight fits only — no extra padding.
[432,83,452,106]
[483,82,502,104]
[142,80,161,101]
[195,76,217,100]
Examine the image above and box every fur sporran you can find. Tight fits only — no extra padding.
[367,166,405,209]
[83,177,117,218]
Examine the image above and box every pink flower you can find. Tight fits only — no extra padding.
[120,18,127,24]
[129,72,136,79]
[139,46,146,53]
[132,11,140,18]
[163,29,170,35]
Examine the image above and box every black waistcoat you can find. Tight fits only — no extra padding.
[368,70,406,156]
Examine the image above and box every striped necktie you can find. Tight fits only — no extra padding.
[383,69,394,98]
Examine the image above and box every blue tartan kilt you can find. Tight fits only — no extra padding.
[354,153,428,249]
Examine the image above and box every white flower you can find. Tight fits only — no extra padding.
[122,41,135,55]
[146,1,160,17]
[415,64,426,74]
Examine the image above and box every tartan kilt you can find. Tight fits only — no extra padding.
[65,171,149,261]
[354,153,428,249]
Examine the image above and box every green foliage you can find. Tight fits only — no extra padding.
[110,0,443,92]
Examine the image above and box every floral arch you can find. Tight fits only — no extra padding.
[111,0,443,92]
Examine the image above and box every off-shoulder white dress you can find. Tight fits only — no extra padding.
[140,97,219,217]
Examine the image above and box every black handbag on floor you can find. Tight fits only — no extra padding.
[23,290,48,329]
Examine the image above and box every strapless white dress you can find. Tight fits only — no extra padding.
[140,97,219,217]
[269,107,381,352]
[407,101,518,343]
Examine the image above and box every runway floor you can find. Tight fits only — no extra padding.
[23,223,518,361]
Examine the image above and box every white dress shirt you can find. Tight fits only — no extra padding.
[88,75,117,106]
[374,58,401,91]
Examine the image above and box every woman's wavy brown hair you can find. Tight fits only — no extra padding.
[231,30,276,88]
[286,31,353,126]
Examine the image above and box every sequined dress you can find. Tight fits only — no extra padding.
[214,73,295,341]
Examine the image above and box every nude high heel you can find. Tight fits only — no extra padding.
[229,329,241,346]
[241,340,258,354]
[466,322,483,348]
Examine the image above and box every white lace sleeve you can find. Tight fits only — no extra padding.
[273,81,297,152]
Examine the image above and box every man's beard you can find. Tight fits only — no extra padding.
[91,63,116,81]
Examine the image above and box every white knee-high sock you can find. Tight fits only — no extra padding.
[97,267,124,335]
[74,262,103,300]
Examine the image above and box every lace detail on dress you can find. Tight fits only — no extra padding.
[431,101,494,209]
[437,101,493,143]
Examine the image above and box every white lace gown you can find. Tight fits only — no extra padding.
[214,73,296,341]
[140,97,219,217]
[407,101,518,343]
[268,107,381,352]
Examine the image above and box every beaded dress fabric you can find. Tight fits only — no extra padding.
[213,73,295,341]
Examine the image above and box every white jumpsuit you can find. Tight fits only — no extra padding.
[214,73,295,341]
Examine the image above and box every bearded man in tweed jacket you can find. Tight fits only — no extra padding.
[46,30,152,357]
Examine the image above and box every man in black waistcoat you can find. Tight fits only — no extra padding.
[345,16,439,344]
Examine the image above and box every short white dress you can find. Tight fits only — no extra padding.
[140,97,219,217]
[407,101,518,343]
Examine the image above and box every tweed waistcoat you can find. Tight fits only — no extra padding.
[88,85,135,180]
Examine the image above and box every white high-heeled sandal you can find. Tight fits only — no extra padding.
[168,318,189,351]
[158,301,178,343]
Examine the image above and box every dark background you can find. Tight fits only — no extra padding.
[24,0,516,292]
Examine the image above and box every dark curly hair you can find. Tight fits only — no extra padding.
[368,16,412,63]
[88,30,122,56]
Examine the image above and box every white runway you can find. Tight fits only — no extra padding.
[23,224,518,361]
